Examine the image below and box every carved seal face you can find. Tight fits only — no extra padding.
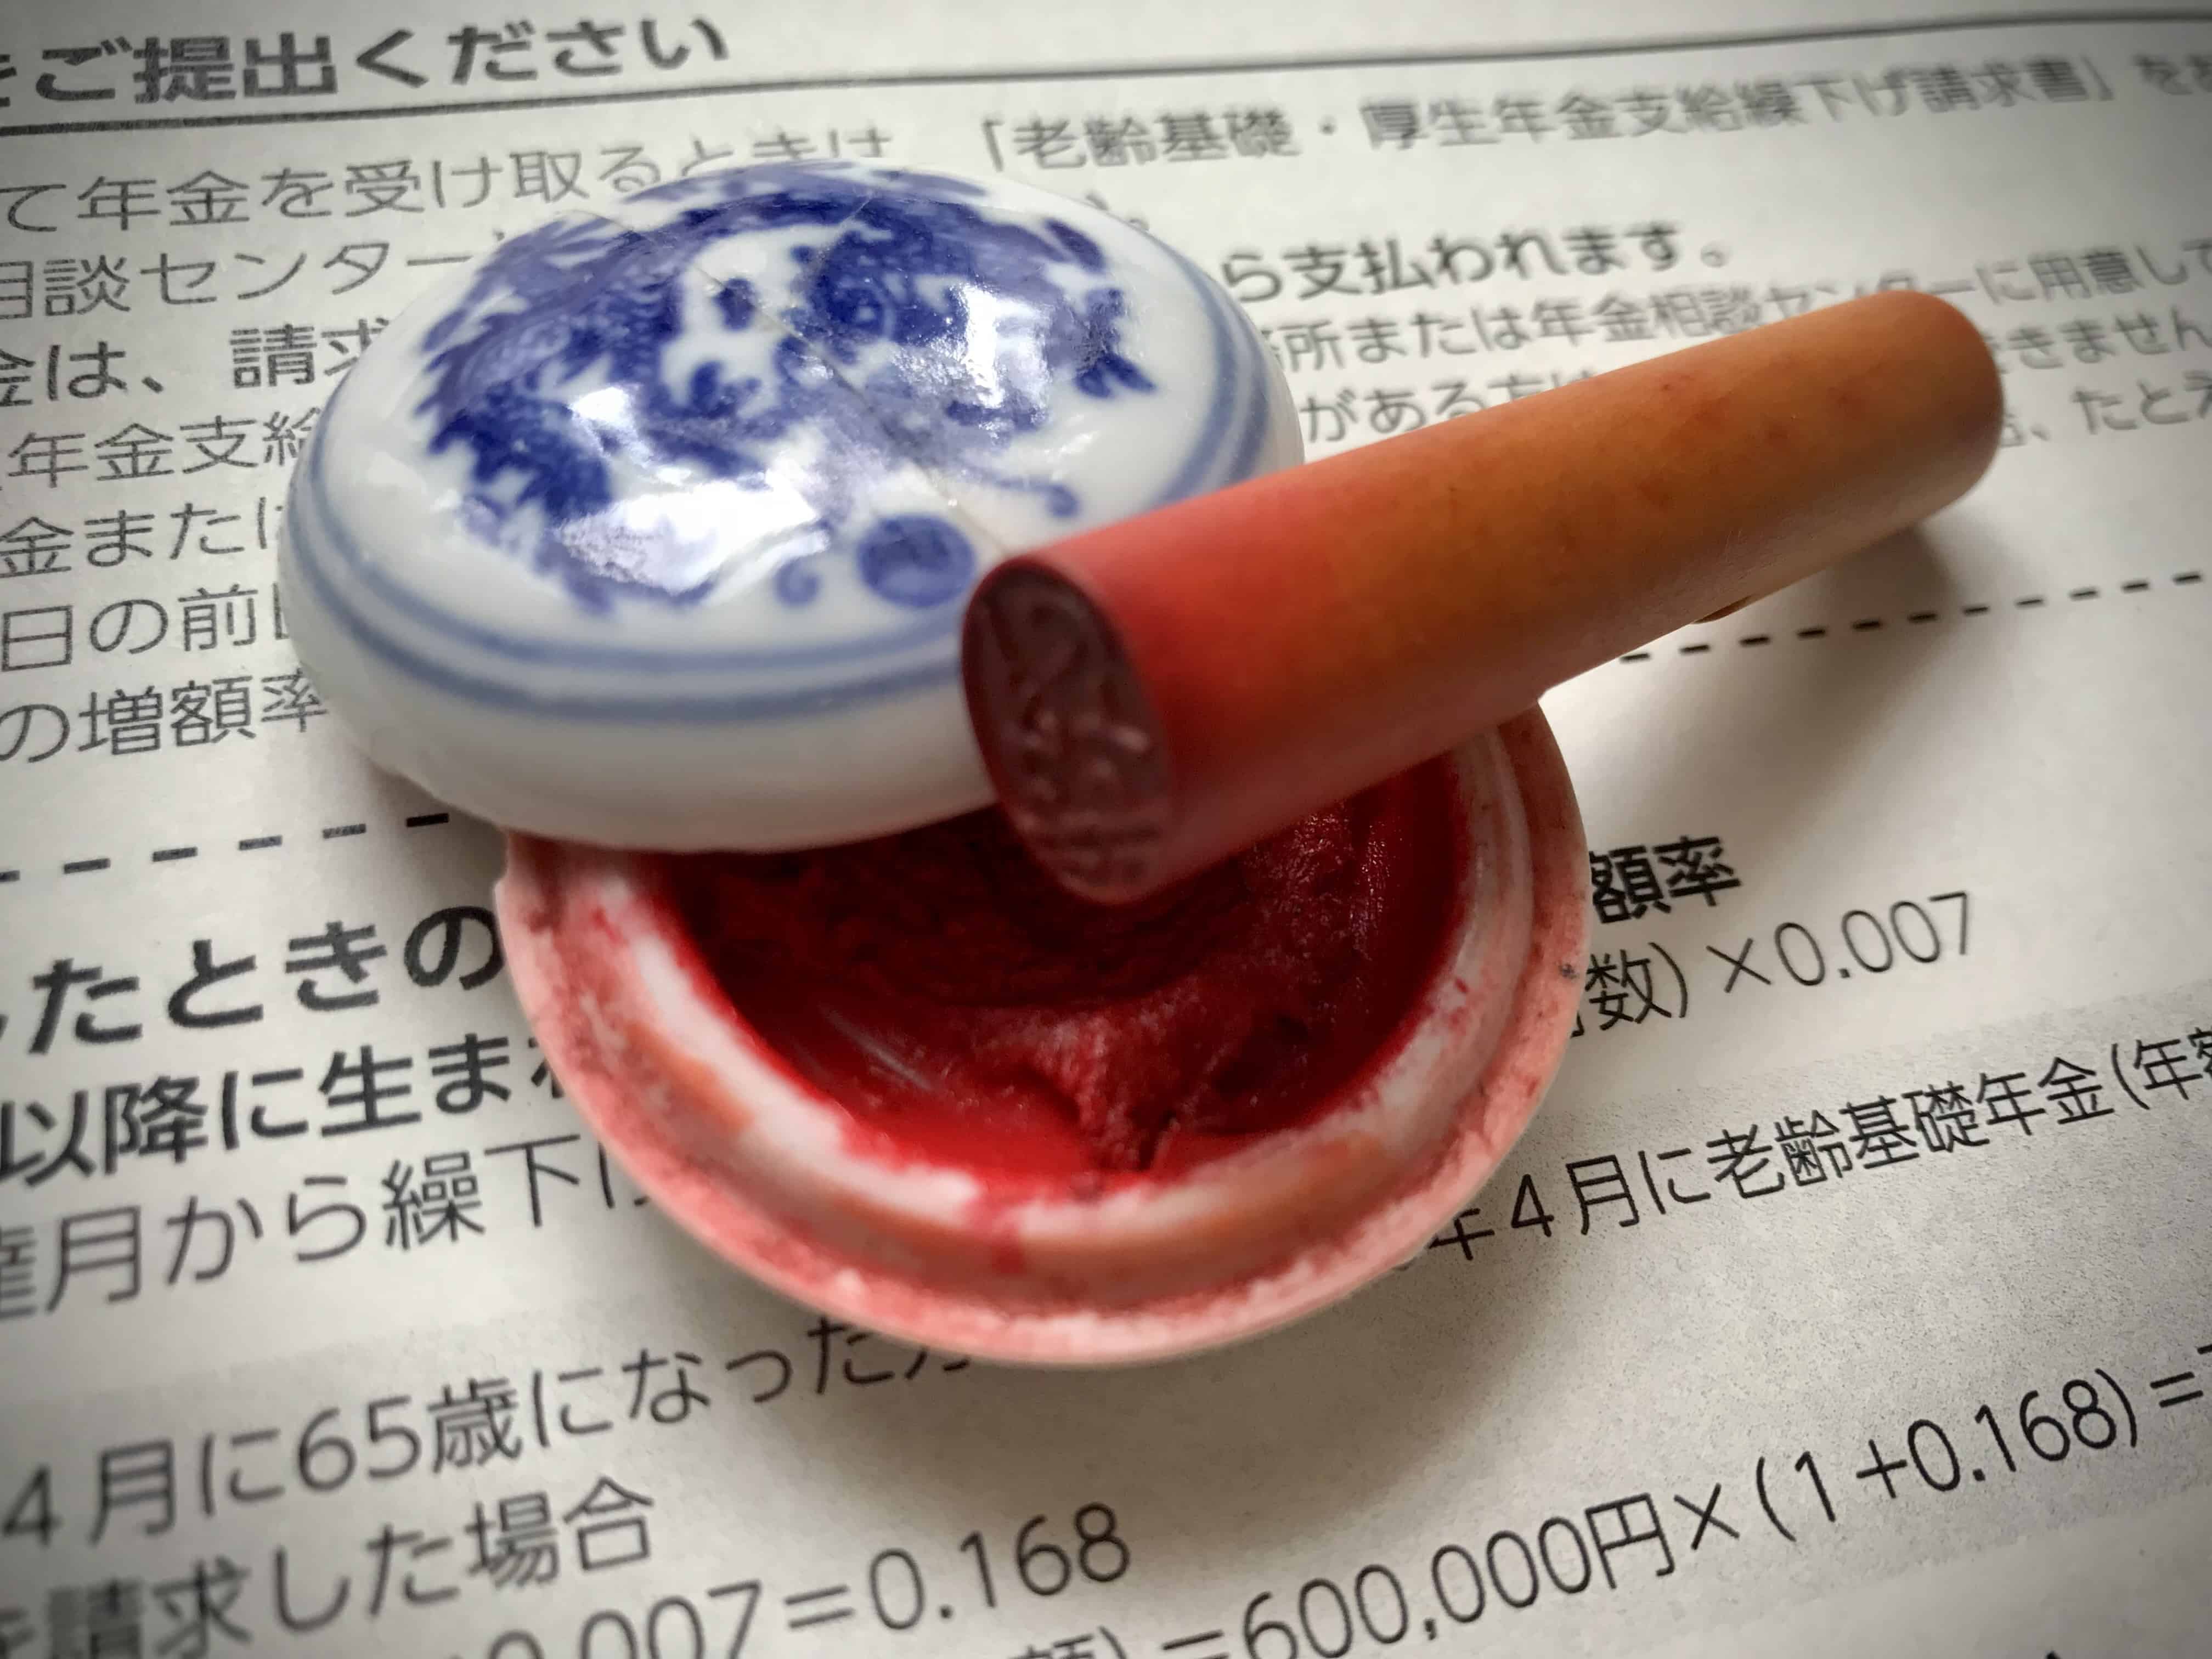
[281,161,1299,849]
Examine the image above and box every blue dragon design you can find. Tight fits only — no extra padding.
[413,164,1154,614]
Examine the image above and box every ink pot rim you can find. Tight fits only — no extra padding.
[495,712,1587,1365]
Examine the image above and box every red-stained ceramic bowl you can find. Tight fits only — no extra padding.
[496,712,1587,1364]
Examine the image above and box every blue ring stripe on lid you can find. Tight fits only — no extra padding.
[1209,256,1280,489]
[1142,241,1245,511]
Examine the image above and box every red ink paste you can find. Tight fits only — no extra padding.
[668,761,1459,1181]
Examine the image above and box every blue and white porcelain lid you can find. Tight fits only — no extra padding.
[280,161,1300,850]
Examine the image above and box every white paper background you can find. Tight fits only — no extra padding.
[1,3,2207,1655]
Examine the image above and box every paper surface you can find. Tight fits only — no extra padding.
[2,1,2208,1654]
